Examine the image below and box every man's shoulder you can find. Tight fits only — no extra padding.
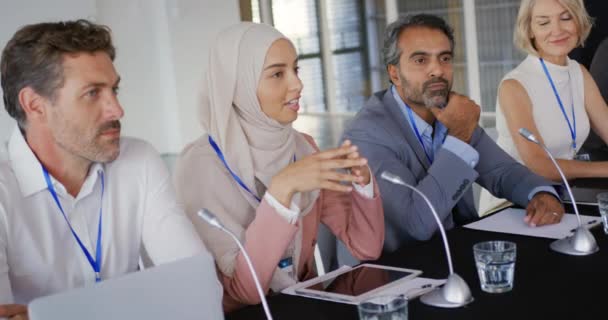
[0,160,20,207]
[355,90,391,119]
[105,137,163,174]
[116,137,160,161]
[0,160,14,185]
[344,89,398,140]
[104,137,174,192]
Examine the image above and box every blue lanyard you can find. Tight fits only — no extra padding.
[539,58,577,151]
[404,104,445,163]
[209,135,297,270]
[208,135,261,202]
[42,166,104,283]
[208,135,295,203]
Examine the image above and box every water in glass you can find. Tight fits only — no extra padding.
[358,295,407,320]
[597,192,608,234]
[473,241,516,293]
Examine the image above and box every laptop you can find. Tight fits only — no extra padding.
[560,178,608,206]
[28,253,224,320]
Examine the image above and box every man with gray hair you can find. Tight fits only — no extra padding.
[341,14,564,252]
[0,20,221,319]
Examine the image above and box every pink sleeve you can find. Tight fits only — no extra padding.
[221,199,297,310]
[300,133,384,261]
[320,176,385,261]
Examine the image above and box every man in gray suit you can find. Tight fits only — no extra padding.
[342,14,564,253]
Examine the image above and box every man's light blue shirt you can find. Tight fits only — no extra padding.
[390,86,559,201]
[391,86,479,167]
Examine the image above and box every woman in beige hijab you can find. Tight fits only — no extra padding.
[173,22,384,312]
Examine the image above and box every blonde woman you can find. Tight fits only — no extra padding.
[173,22,384,312]
[480,0,608,214]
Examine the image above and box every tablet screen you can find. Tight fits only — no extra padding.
[299,265,414,297]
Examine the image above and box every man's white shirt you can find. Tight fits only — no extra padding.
[0,128,220,304]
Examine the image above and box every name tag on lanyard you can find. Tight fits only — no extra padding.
[278,257,294,279]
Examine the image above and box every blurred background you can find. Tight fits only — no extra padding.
[0,0,606,162]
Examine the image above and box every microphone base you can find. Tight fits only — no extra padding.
[419,288,474,308]
[549,226,599,256]
[420,274,473,308]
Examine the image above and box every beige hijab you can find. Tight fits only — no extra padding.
[198,22,318,288]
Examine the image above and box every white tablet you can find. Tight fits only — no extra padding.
[293,263,422,304]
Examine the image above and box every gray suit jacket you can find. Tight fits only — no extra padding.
[342,89,554,252]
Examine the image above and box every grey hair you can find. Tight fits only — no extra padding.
[383,14,455,70]
[1,19,115,130]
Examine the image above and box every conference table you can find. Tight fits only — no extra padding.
[227,180,608,320]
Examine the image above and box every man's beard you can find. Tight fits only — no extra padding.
[401,76,450,109]
[422,78,449,108]
[54,119,122,164]
[93,120,121,162]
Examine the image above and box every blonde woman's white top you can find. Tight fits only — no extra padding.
[479,55,590,215]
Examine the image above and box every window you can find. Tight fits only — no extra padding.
[254,0,370,114]
[326,0,369,112]
[249,0,526,128]
[251,0,261,22]
[475,0,524,127]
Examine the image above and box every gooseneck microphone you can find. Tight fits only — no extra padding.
[197,209,274,320]
[518,128,598,255]
[381,171,473,308]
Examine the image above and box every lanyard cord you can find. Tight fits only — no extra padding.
[208,135,296,203]
[42,166,104,282]
[539,58,577,150]
[404,104,446,163]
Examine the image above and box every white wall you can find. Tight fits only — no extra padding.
[96,0,179,153]
[0,0,240,154]
[165,0,241,151]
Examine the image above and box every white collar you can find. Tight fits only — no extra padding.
[8,126,105,198]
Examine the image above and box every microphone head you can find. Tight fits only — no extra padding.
[197,209,223,230]
[380,171,405,185]
[518,128,539,144]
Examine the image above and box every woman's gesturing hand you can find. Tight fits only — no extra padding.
[341,140,371,186]
[268,140,368,207]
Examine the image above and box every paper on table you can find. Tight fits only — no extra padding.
[464,208,601,239]
[282,276,446,305]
